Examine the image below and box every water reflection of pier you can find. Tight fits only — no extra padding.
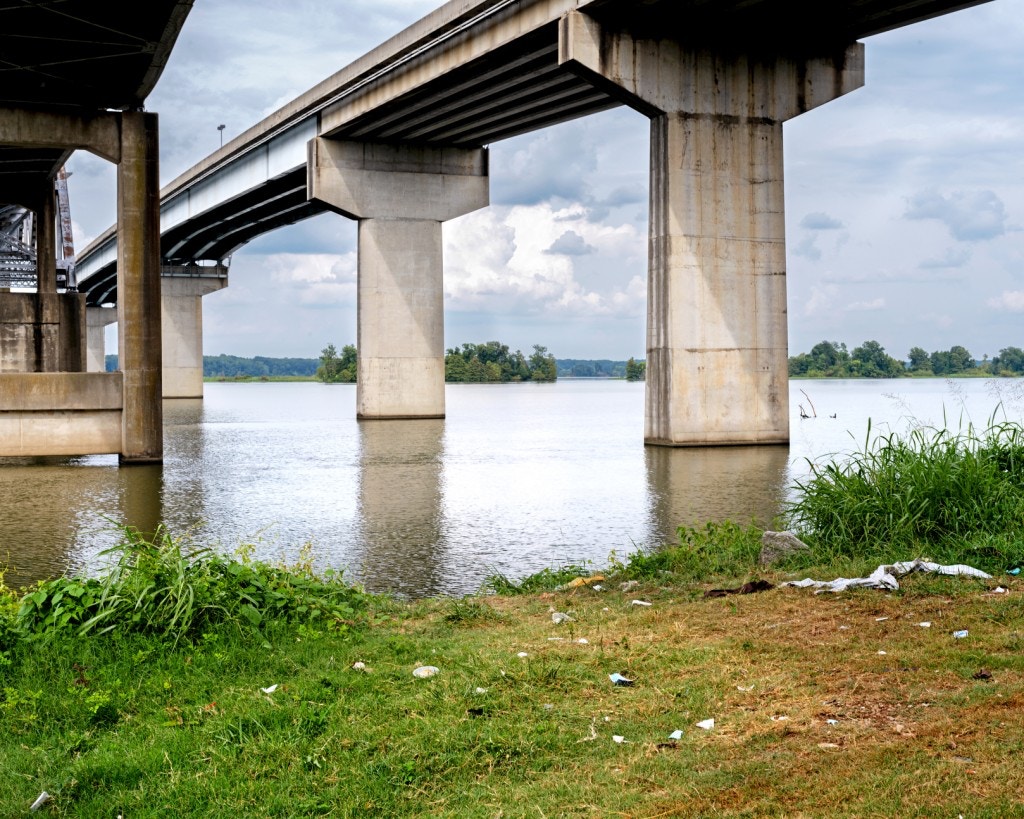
[644,445,790,546]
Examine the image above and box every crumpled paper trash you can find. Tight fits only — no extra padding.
[783,558,990,594]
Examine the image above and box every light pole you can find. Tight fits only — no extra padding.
[217,124,225,148]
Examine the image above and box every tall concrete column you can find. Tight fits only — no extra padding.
[35,185,57,294]
[86,306,117,372]
[117,111,163,463]
[308,139,488,419]
[560,13,864,446]
[161,275,226,398]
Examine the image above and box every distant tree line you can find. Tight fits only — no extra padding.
[106,354,319,377]
[790,340,1024,378]
[316,344,357,383]
[445,341,557,382]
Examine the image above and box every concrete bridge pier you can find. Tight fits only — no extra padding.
[560,12,864,445]
[161,272,227,398]
[86,306,117,372]
[308,139,488,419]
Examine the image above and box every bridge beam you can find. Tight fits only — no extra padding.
[86,306,117,372]
[309,139,488,419]
[560,11,864,446]
[161,273,227,398]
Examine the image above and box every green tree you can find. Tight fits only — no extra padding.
[992,346,1024,374]
[850,340,904,378]
[625,357,646,381]
[907,346,932,374]
[316,343,356,383]
[528,345,557,382]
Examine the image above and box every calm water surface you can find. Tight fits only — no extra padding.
[2,378,1021,596]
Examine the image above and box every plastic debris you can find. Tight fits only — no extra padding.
[737,685,754,692]
[412,666,440,679]
[543,703,554,710]
[631,600,652,607]
[547,637,566,642]
[609,672,635,686]
[260,684,278,694]
[696,718,715,731]
[557,574,605,591]
[704,579,774,598]
[818,742,841,750]
[1008,567,1022,576]
[878,651,888,655]
[29,792,50,812]
[612,735,627,743]
[475,687,488,694]
[517,652,529,658]
[352,662,366,671]
[827,719,839,726]
[875,617,890,622]
[783,558,992,594]
[918,622,931,628]
[669,729,683,740]
[576,638,589,644]
[620,580,640,593]
[953,630,969,639]
[592,584,604,592]
[770,715,789,722]
[551,610,574,624]
[973,668,993,680]
[992,586,1008,594]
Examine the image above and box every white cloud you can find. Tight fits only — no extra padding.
[905,189,1008,241]
[845,298,886,311]
[988,290,1024,312]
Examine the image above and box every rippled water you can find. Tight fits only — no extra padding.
[1,377,1021,596]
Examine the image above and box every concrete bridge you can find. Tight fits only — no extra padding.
[8,0,995,461]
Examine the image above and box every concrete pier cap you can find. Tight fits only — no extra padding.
[308,138,489,420]
[560,10,864,447]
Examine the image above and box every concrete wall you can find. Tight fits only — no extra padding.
[0,372,123,456]
[0,291,87,373]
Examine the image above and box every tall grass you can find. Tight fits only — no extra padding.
[788,419,1024,566]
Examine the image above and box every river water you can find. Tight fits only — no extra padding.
[2,377,1021,596]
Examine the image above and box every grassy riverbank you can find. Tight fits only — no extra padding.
[3,422,1024,816]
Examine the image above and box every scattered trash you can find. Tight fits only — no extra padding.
[612,735,627,744]
[602,607,610,612]
[609,672,635,687]
[592,584,604,592]
[412,666,440,679]
[992,587,1008,594]
[475,687,488,694]
[953,630,969,639]
[547,637,566,642]
[839,625,850,630]
[669,729,683,740]
[351,662,368,672]
[260,684,278,694]
[826,719,839,726]
[29,792,50,812]
[704,579,775,598]
[878,651,888,655]
[577,721,598,742]
[972,668,993,681]
[551,610,574,624]
[517,652,529,658]
[737,685,754,692]
[557,574,606,591]
[576,638,589,644]
[875,617,889,622]
[783,558,991,594]
[818,742,841,750]
[696,718,715,731]
[620,580,640,593]
[604,716,611,722]
[918,622,931,628]
[631,600,652,607]
[770,715,789,722]
[467,707,485,717]
[543,703,554,710]
[1007,566,1022,576]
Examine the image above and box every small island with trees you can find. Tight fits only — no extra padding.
[790,340,1024,378]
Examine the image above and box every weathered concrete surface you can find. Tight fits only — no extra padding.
[117,111,163,463]
[560,11,864,445]
[161,275,226,398]
[86,306,117,372]
[0,292,86,373]
[0,372,123,456]
[309,139,488,419]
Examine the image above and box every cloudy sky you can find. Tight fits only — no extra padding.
[68,0,1024,362]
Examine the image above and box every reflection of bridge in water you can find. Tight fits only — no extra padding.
[1,0,998,463]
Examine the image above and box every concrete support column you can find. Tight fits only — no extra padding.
[161,275,226,398]
[35,185,57,294]
[116,111,163,463]
[86,306,117,372]
[308,139,488,419]
[560,12,864,445]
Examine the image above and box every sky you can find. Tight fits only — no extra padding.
[66,0,1024,362]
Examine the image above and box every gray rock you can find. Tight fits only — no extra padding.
[759,530,810,566]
